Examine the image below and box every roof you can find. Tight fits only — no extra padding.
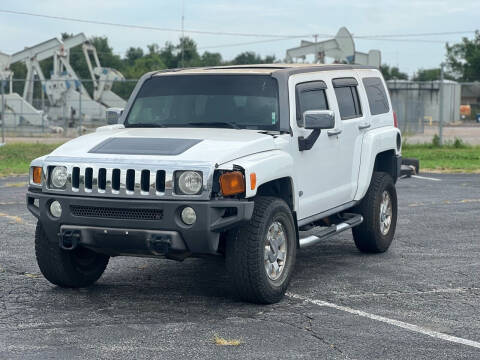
[151,63,378,77]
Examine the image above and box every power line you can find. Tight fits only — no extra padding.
[198,36,308,50]
[0,8,476,41]
[356,30,477,38]
[0,9,315,39]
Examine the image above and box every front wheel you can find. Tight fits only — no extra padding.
[35,222,109,287]
[225,196,296,304]
[352,172,398,253]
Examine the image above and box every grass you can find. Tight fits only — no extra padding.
[0,142,62,177]
[403,142,480,173]
[0,138,479,177]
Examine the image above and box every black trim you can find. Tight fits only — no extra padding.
[332,77,359,88]
[26,192,254,256]
[394,155,402,183]
[298,129,321,152]
[295,81,329,122]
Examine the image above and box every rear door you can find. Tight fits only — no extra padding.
[331,77,368,202]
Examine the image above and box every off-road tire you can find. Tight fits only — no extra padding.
[35,221,109,287]
[352,172,397,253]
[225,196,296,304]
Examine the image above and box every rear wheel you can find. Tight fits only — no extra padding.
[225,196,296,304]
[352,172,397,253]
[35,222,109,287]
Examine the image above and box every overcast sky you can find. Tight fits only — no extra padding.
[1,0,479,76]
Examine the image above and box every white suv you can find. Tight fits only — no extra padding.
[27,64,402,304]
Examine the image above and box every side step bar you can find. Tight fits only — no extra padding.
[299,213,363,248]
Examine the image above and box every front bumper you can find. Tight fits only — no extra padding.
[27,190,254,257]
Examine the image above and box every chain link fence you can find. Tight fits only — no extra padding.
[386,80,463,135]
[1,78,478,140]
[0,78,136,138]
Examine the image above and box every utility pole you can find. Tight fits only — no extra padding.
[180,0,185,68]
[78,82,82,137]
[438,62,445,146]
[1,79,5,146]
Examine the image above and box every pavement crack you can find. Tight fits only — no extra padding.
[255,302,350,359]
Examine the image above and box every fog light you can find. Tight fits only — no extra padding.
[50,200,62,218]
[181,207,196,225]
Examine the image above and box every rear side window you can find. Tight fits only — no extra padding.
[296,81,328,126]
[333,78,362,120]
[362,77,390,115]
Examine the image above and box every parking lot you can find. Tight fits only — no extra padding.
[0,173,479,359]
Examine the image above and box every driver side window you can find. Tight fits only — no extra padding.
[296,81,329,127]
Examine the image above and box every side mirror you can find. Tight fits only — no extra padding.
[106,108,124,125]
[302,110,335,130]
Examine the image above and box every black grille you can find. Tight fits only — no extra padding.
[70,205,163,221]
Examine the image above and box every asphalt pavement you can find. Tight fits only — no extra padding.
[0,173,479,359]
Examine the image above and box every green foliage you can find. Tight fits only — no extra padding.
[0,142,63,176]
[446,31,480,81]
[453,137,467,149]
[402,143,480,172]
[7,35,279,101]
[432,134,441,147]
[380,64,408,80]
[230,51,276,65]
[413,68,455,81]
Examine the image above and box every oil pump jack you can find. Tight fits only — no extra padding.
[2,33,126,127]
[286,27,381,67]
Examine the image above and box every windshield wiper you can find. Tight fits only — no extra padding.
[182,122,240,129]
[125,123,168,128]
[126,122,241,129]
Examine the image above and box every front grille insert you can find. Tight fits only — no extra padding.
[69,166,167,196]
[70,205,163,221]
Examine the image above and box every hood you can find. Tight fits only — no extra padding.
[48,127,278,165]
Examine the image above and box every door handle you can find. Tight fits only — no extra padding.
[327,128,342,136]
[358,122,371,130]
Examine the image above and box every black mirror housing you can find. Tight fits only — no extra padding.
[106,108,124,125]
[302,110,335,130]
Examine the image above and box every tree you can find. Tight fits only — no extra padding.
[413,68,455,81]
[380,64,408,81]
[446,31,480,81]
[201,51,223,66]
[230,51,276,65]
[125,47,144,65]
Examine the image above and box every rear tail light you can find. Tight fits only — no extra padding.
[393,111,398,128]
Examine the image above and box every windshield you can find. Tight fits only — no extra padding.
[125,75,279,131]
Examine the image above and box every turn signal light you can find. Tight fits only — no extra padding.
[32,166,42,185]
[219,171,245,196]
[250,172,257,190]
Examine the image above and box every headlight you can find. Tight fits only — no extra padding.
[50,166,68,189]
[176,171,203,195]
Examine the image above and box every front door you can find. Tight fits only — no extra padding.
[293,80,344,220]
[293,75,367,221]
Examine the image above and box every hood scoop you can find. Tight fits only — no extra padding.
[89,137,202,156]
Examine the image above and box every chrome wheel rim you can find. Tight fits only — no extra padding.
[379,191,393,235]
[264,221,287,281]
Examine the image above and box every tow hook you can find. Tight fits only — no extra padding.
[147,234,172,255]
[59,229,81,250]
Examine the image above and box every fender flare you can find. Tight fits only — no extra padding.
[354,127,401,201]
[218,150,296,209]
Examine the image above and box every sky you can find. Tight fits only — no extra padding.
[1,0,479,76]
